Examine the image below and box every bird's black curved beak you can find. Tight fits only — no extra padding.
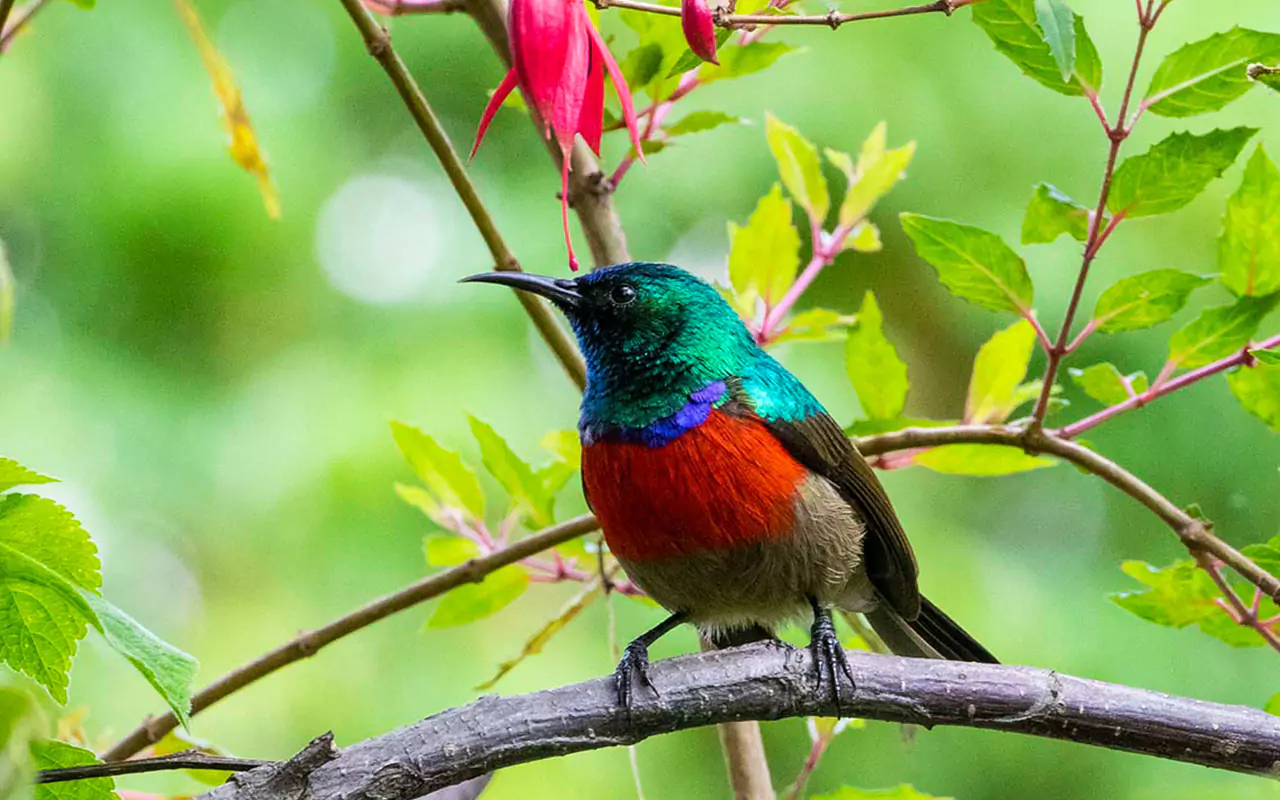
[460,271,581,309]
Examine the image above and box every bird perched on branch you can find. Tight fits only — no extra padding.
[464,262,996,713]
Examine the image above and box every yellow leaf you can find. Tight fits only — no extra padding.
[175,0,280,219]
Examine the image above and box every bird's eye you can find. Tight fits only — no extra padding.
[610,284,637,305]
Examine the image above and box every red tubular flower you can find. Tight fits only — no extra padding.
[471,0,644,271]
[681,0,719,65]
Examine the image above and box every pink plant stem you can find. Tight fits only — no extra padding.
[1054,334,1280,439]
[784,733,831,800]
[1024,310,1054,352]
[1064,319,1099,354]
[758,222,853,341]
[610,72,698,188]
[363,0,463,14]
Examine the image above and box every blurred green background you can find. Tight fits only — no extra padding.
[3,0,1280,797]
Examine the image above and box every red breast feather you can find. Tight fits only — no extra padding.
[582,409,809,561]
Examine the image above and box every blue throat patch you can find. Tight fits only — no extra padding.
[581,380,728,447]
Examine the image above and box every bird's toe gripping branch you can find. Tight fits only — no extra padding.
[809,598,855,717]
[615,640,658,710]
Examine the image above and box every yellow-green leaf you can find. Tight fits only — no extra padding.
[391,422,486,519]
[914,445,1055,476]
[1021,183,1091,244]
[1092,269,1212,333]
[475,579,603,690]
[0,459,56,494]
[812,784,951,799]
[728,184,802,307]
[845,293,909,421]
[966,320,1037,424]
[1220,145,1280,297]
[844,222,882,253]
[425,536,481,567]
[828,127,915,228]
[0,237,11,345]
[1228,362,1280,431]
[1167,295,1278,370]
[1069,363,1147,406]
[765,113,829,222]
[32,741,114,800]
[1144,28,1280,118]
[427,565,529,628]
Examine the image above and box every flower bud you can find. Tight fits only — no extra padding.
[681,0,719,65]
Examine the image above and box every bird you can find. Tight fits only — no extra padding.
[462,262,997,713]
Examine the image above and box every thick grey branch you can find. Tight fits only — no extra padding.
[200,644,1280,800]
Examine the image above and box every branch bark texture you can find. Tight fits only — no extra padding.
[198,644,1280,800]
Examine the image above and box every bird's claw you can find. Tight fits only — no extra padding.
[615,640,658,711]
[810,607,855,717]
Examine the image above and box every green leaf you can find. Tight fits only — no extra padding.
[765,113,829,222]
[0,460,56,494]
[1092,269,1212,333]
[1253,64,1280,92]
[1228,362,1280,431]
[899,214,1034,314]
[427,565,529,628]
[390,422,486,519]
[1069,363,1147,406]
[468,417,555,528]
[1111,559,1272,647]
[827,131,915,228]
[844,222,882,253]
[0,495,99,595]
[1242,535,1280,579]
[914,444,1055,476]
[476,579,603,691]
[728,184,802,306]
[0,237,12,346]
[61,0,95,9]
[1256,350,1280,364]
[845,293,909,421]
[1021,183,1091,244]
[1219,145,1280,297]
[0,688,39,800]
[666,111,742,137]
[152,729,235,786]
[972,0,1101,96]
[622,42,665,89]
[846,416,956,437]
[771,308,849,345]
[425,535,481,568]
[32,741,114,800]
[1034,0,1076,80]
[82,593,197,729]
[1265,690,1280,716]
[699,42,796,83]
[1144,28,1280,118]
[966,320,1038,424]
[667,29,733,76]
[812,786,951,800]
[1108,128,1258,218]
[1167,295,1278,370]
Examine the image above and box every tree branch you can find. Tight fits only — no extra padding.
[334,0,587,388]
[39,753,266,785]
[195,644,1280,800]
[593,0,968,29]
[101,515,600,762]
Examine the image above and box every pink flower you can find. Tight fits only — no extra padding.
[681,0,719,65]
[471,0,644,270]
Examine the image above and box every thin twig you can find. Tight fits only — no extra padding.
[594,0,964,29]
[0,0,15,42]
[1198,554,1280,655]
[196,645,1280,800]
[101,514,599,762]
[39,752,266,785]
[334,0,587,388]
[1031,9,1157,423]
[362,0,466,14]
[0,0,47,51]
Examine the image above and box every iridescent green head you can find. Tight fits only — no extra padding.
[462,262,761,425]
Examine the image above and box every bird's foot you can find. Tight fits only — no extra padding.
[614,640,658,711]
[809,604,855,717]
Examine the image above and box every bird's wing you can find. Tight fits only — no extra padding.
[733,373,921,620]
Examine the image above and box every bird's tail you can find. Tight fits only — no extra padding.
[864,595,998,663]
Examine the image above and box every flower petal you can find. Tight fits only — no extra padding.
[681,0,719,65]
[577,42,605,155]
[509,0,572,126]
[583,8,645,164]
[552,9,591,154]
[470,68,519,161]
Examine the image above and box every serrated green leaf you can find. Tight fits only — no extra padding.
[1220,145,1280,297]
[1228,363,1280,431]
[1034,0,1076,80]
[424,536,480,568]
[468,417,555,528]
[846,293,908,421]
[1108,128,1257,218]
[914,444,1055,476]
[972,0,1101,96]
[427,565,529,628]
[0,461,55,495]
[666,111,742,137]
[1144,28,1280,118]
[1111,559,1272,647]
[835,140,915,228]
[1069,363,1147,406]
[1093,269,1212,333]
[0,237,12,346]
[812,785,950,800]
[966,320,1037,424]
[1256,350,1280,364]
[900,213,1034,313]
[765,113,829,222]
[32,741,113,800]
[728,184,801,307]
[83,593,197,729]
[699,41,795,83]
[0,495,99,595]
[1021,183,1091,244]
[395,483,442,525]
[1168,295,1278,370]
[390,422,486,519]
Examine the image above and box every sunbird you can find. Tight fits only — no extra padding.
[464,262,997,712]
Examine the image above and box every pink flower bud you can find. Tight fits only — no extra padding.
[681,0,718,65]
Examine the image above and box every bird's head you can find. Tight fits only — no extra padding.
[462,262,756,401]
